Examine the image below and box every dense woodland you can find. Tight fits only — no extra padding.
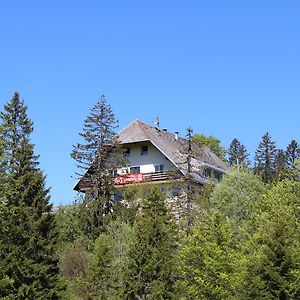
[0,93,300,299]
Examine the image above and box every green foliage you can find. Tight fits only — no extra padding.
[227,138,250,168]
[210,170,265,227]
[286,139,300,168]
[125,189,178,299]
[71,95,122,199]
[0,93,64,299]
[176,211,240,299]
[61,219,134,300]
[192,133,226,161]
[239,180,300,299]
[254,132,277,183]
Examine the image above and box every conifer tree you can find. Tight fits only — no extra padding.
[0,92,64,299]
[254,132,277,183]
[71,95,121,199]
[125,189,177,299]
[274,149,287,180]
[71,96,123,236]
[228,138,250,168]
[286,139,300,168]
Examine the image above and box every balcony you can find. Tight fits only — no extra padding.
[113,171,176,185]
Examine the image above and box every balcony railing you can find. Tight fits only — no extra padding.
[113,171,177,185]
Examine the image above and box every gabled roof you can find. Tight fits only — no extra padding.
[117,120,229,182]
[74,120,229,191]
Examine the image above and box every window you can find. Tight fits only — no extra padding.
[130,166,140,174]
[204,168,212,178]
[141,145,148,155]
[154,164,164,172]
[123,147,130,157]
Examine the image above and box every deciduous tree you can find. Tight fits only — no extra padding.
[192,133,226,161]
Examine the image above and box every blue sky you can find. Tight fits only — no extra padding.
[1,1,300,205]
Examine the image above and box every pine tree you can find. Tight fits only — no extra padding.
[125,189,177,299]
[228,138,250,168]
[254,132,277,183]
[286,139,300,168]
[0,92,64,299]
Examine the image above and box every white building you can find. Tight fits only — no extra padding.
[74,120,229,193]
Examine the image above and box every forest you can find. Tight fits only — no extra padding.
[0,93,300,299]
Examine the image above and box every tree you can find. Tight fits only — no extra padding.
[176,211,240,299]
[81,220,135,299]
[274,149,287,180]
[286,139,300,168]
[71,95,123,236]
[227,138,250,168]
[254,132,277,183]
[125,189,177,299]
[210,170,265,229]
[71,95,121,199]
[239,180,300,299]
[0,93,64,299]
[192,133,226,161]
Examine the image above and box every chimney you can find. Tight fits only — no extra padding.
[163,128,168,132]
[174,131,179,140]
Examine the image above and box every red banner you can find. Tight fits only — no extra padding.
[113,173,143,185]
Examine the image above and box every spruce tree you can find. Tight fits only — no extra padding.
[0,92,64,299]
[254,132,277,183]
[71,95,121,199]
[228,138,250,168]
[71,95,123,236]
[274,149,287,180]
[286,139,300,168]
[125,189,177,299]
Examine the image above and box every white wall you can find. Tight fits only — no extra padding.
[119,142,176,174]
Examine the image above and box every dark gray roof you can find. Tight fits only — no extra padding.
[117,120,229,182]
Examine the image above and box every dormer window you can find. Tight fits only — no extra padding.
[141,145,148,156]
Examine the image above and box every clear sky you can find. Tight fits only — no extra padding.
[1,1,300,205]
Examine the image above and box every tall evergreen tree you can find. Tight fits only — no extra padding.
[227,138,250,168]
[71,96,123,236]
[254,132,277,183]
[125,189,177,299]
[274,149,287,180]
[71,95,121,199]
[71,96,123,235]
[0,92,64,299]
[286,139,300,168]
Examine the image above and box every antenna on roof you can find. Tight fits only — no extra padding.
[153,116,160,128]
